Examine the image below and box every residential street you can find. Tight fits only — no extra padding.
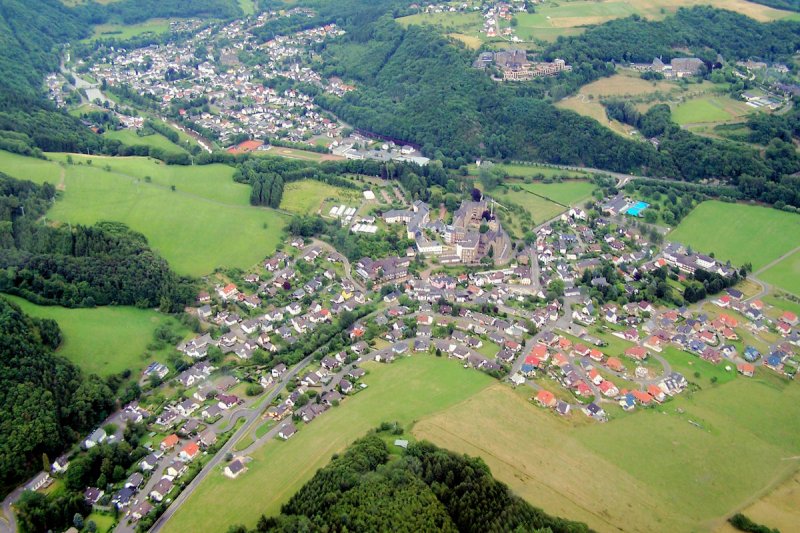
[139,354,312,533]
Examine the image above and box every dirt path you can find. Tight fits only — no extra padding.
[754,246,800,276]
[56,166,66,191]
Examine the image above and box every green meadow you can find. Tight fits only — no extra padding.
[2,294,189,377]
[104,129,188,156]
[669,200,800,271]
[162,355,494,532]
[520,180,596,206]
[760,250,800,296]
[279,179,363,215]
[671,95,752,125]
[0,151,288,277]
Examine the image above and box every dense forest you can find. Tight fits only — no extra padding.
[0,173,195,309]
[602,103,800,207]
[0,296,114,496]
[233,434,591,533]
[73,0,242,25]
[315,15,660,173]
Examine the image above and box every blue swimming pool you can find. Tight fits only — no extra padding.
[626,201,650,217]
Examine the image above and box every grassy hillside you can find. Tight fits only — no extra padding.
[104,129,188,155]
[0,151,288,277]
[2,294,189,377]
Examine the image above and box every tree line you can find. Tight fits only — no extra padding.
[0,297,115,498]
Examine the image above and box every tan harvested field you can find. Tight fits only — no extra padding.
[413,375,800,533]
[556,70,679,135]
[448,32,483,49]
[637,0,800,22]
[714,471,800,533]
[574,73,676,97]
[414,385,671,531]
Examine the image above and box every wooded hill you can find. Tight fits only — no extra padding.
[0,172,195,310]
[232,434,592,533]
[0,296,114,496]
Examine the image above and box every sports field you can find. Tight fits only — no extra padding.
[669,201,800,271]
[671,96,753,125]
[520,181,595,206]
[414,372,800,532]
[0,151,288,277]
[253,146,343,162]
[468,163,590,179]
[279,180,363,215]
[105,129,188,156]
[760,249,800,296]
[2,294,189,377]
[162,356,494,532]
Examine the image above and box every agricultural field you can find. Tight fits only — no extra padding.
[279,180,363,215]
[0,151,289,277]
[105,129,188,156]
[162,356,494,533]
[520,180,596,206]
[556,95,635,136]
[555,71,749,134]
[716,470,800,533]
[397,11,484,34]
[414,372,800,533]
[1,294,189,378]
[669,201,800,271]
[511,0,798,41]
